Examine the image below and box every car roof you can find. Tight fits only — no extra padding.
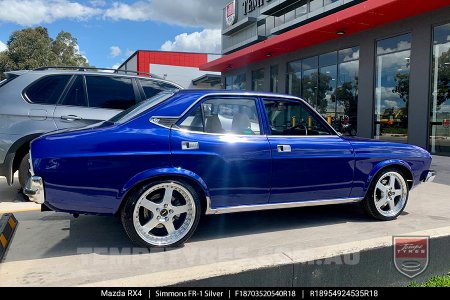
[15,69,183,88]
[174,89,303,100]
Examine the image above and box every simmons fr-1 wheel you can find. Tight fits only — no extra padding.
[121,180,201,248]
[362,168,409,221]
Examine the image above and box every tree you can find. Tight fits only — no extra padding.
[436,48,450,110]
[0,27,89,79]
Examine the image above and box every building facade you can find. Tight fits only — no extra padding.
[201,0,450,156]
[118,50,221,89]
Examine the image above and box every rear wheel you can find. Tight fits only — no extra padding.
[121,180,201,248]
[362,168,409,221]
[18,153,30,190]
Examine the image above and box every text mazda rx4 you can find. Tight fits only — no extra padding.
[25,90,436,248]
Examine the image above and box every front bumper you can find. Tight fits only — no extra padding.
[24,176,45,204]
[423,170,436,183]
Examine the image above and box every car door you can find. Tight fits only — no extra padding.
[53,75,137,129]
[170,96,272,209]
[262,98,355,203]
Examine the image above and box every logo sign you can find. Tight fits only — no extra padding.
[443,119,450,128]
[393,236,429,278]
[225,0,237,27]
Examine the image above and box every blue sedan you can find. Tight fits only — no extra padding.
[25,90,436,248]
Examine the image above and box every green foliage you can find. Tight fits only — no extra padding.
[409,274,450,287]
[0,26,89,79]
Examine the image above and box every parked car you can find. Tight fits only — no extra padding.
[25,90,436,248]
[0,67,181,190]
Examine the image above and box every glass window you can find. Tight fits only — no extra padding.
[339,46,360,63]
[319,51,337,68]
[285,47,359,136]
[61,76,87,107]
[86,76,136,110]
[270,65,279,93]
[252,68,265,91]
[225,74,246,90]
[430,23,450,155]
[295,0,308,16]
[264,100,332,136]
[336,58,359,136]
[287,60,302,97]
[309,0,324,12]
[25,75,70,104]
[178,106,204,133]
[179,98,261,135]
[375,34,412,143]
[140,79,178,99]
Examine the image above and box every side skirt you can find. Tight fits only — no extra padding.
[205,197,363,215]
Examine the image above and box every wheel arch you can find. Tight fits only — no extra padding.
[114,168,210,215]
[365,160,414,197]
[5,133,42,185]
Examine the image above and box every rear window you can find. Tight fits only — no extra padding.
[24,75,71,104]
[0,76,18,88]
[139,79,179,99]
[86,76,136,110]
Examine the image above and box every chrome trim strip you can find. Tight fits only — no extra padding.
[205,197,363,215]
[149,116,179,129]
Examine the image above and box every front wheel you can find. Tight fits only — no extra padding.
[121,180,201,248]
[362,168,409,221]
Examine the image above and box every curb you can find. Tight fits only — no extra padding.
[80,226,450,287]
[0,213,18,262]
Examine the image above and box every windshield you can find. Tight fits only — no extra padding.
[109,92,175,124]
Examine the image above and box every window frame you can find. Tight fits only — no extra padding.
[261,97,338,137]
[175,95,265,137]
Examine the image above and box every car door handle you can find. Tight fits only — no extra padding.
[61,115,82,121]
[277,145,292,153]
[182,141,199,150]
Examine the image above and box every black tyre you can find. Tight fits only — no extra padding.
[121,180,201,248]
[362,168,409,221]
[18,153,31,190]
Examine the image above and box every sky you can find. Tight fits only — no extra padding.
[0,0,228,68]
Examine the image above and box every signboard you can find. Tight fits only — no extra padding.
[225,0,237,27]
[393,236,429,278]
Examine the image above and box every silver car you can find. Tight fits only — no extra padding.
[0,67,182,190]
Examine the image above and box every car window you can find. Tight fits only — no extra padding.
[179,98,261,135]
[140,79,179,99]
[25,75,71,104]
[178,106,204,132]
[61,76,87,107]
[86,76,136,110]
[264,100,333,136]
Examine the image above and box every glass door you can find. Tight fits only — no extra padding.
[430,23,450,156]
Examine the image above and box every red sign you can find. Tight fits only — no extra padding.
[393,236,429,278]
[443,119,449,128]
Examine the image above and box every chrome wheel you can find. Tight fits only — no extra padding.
[373,172,408,218]
[132,182,196,247]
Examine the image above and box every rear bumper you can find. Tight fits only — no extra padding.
[423,170,436,183]
[24,176,45,204]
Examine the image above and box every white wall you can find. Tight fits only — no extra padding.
[150,64,220,89]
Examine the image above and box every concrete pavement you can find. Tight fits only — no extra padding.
[0,179,449,286]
